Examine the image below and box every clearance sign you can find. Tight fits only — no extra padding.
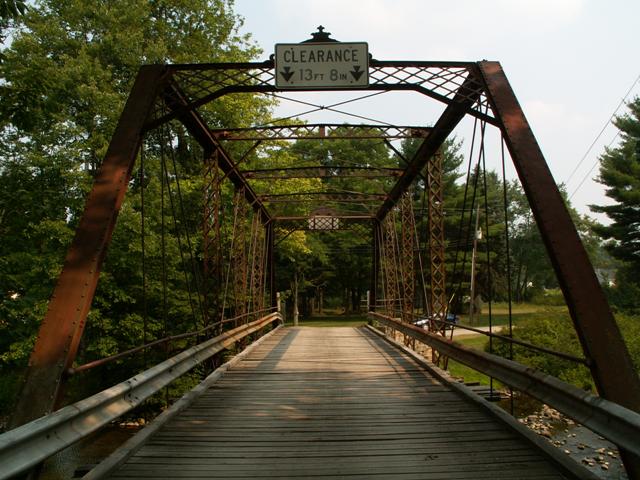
[275,42,369,89]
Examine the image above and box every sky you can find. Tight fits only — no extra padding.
[233,0,640,221]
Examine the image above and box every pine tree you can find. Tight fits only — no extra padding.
[591,97,640,278]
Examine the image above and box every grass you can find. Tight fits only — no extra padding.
[445,335,493,386]
[456,302,568,328]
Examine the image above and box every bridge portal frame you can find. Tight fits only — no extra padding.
[11,52,640,476]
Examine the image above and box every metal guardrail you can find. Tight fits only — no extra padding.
[0,313,282,480]
[369,311,640,459]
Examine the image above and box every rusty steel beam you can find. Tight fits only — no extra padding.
[266,222,276,309]
[478,61,640,477]
[212,124,431,141]
[258,192,386,202]
[399,191,415,323]
[162,81,271,223]
[370,220,381,311]
[427,149,447,333]
[242,166,403,180]
[146,61,497,129]
[376,75,483,222]
[382,212,400,317]
[232,188,249,320]
[10,66,168,428]
[203,150,223,327]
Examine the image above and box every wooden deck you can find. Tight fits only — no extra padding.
[109,327,573,479]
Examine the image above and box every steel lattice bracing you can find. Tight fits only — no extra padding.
[249,214,267,317]
[145,62,497,131]
[10,54,640,477]
[427,149,447,333]
[232,187,249,320]
[381,211,401,317]
[399,191,415,324]
[203,150,223,327]
[212,124,431,141]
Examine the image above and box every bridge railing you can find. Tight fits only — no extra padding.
[0,312,282,480]
[368,311,640,462]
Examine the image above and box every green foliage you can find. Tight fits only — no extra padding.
[0,0,26,18]
[0,0,265,415]
[491,311,594,390]
[590,97,640,312]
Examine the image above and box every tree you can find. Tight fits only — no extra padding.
[0,0,27,63]
[591,98,640,272]
[0,0,267,414]
[590,97,640,310]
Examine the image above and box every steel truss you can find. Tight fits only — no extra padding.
[399,191,415,324]
[381,211,401,317]
[212,124,431,141]
[232,188,249,321]
[249,214,267,318]
[427,150,447,333]
[242,166,403,180]
[14,56,640,479]
[145,61,496,130]
[203,150,223,327]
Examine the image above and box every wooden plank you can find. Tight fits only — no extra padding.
[108,327,574,479]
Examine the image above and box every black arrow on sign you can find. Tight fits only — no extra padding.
[280,66,294,82]
[350,66,364,81]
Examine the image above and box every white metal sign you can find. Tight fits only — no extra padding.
[275,42,369,89]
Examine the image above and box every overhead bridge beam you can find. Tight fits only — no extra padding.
[376,73,482,222]
[164,80,271,222]
[212,123,431,141]
[242,166,403,179]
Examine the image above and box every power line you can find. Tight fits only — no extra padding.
[566,72,640,185]
[569,131,620,200]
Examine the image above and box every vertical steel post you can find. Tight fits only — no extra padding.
[266,221,276,309]
[478,61,640,476]
[10,66,167,428]
[203,149,223,328]
[427,149,447,333]
[400,191,415,323]
[370,220,381,311]
[232,187,249,322]
[382,213,400,317]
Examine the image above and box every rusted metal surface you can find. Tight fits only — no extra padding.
[399,191,415,323]
[67,308,277,375]
[161,81,270,223]
[381,212,400,316]
[258,192,386,202]
[427,149,447,333]
[478,61,640,408]
[370,221,381,311]
[212,124,431,141]
[232,188,249,320]
[146,61,497,130]
[376,75,483,222]
[370,313,640,461]
[242,166,403,179]
[249,214,266,317]
[203,150,223,327]
[0,314,282,480]
[266,222,276,308]
[479,61,640,476]
[10,66,168,429]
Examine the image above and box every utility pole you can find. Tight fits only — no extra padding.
[469,205,481,325]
